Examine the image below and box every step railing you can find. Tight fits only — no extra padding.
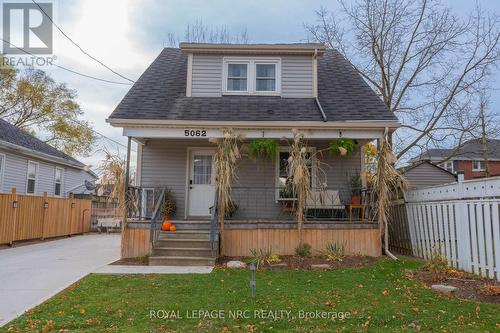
[209,190,219,257]
[150,187,167,248]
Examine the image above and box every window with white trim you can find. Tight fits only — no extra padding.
[54,167,63,196]
[438,161,454,173]
[26,161,38,194]
[0,154,5,189]
[223,58,280,95]
[276,147,315,200]
[472,160,486,171]
[227,63,248,92]
[255,63,276,92]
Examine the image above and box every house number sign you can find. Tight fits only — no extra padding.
[184,129,207,137]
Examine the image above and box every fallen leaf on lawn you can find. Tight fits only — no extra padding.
[382,289,389,296]
[79,308,86,315]
[357,284,364,288]
[411,307,419,312]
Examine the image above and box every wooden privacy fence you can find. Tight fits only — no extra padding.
[0,188,92,245]
[394,175,500,281]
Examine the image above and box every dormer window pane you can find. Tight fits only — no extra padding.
[227,64,247,91]
[256,64,276,91]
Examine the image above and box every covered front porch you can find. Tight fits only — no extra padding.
[122,126,384,260]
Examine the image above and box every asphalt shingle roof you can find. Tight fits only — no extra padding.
[0,118,84,166]
[413,139,500,161]
[109,48,397,122]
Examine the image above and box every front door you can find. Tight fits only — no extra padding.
[188,150,215,217]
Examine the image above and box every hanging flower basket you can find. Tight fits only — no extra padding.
[329,139,357,156]
[248,139,278,160]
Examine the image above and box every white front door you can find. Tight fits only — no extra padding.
[188,150,215,217]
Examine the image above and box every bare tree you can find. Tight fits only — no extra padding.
[305,0,500,160]
[166,19,248,47]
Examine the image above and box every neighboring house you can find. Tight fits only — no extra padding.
[0,119,97,197]
[398,161,457,189]
[108,43,400,264]
[410,139,500,180]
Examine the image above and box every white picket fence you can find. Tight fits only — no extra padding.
[404,175,500,281]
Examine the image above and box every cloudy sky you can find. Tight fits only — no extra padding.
[5,0,500,172]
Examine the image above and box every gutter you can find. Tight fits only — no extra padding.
[106,118,401,129]
[315,97,327,122]
[0,140,86,170]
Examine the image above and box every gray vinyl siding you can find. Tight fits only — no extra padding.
[403,163,456,189]
[191,55,223,97]
[281,56,313,97]
[0,148,95,197]
[140,139,362,220]
[190,54,313,98]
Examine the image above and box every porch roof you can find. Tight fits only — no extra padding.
[108,48,398,125]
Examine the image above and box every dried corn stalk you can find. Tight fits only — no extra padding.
[210,129,243,231]
[371,131,407,259]
[286,129,311,242]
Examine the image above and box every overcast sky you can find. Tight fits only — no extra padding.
[7,0,500,171]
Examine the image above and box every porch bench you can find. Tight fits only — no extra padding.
[305,190,346,219]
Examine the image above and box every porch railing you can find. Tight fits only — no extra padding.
[226,186,374,223]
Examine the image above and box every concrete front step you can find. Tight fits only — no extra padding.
[159,231,210,240]
[152,247,214,257]
[169,220,211,230]
[155,238,212,249]
[149,256,216,266]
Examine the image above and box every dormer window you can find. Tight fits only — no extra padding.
[227,63,248,92]
[223,58,280,95]
[256,64,276,92]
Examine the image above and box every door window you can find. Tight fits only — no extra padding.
[193,155,212,185]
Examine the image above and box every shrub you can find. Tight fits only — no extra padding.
[247,248,280,269]
[422,248,448,272]
[295,243,311,257]
[322,241,346,262]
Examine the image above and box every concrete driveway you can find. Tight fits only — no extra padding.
[0,234,120,327]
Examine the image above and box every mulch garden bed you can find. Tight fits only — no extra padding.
[217,255,377,270]
[413,268,500,304]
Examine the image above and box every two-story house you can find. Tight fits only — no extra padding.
[410,139,500,180]
[108,43,399,265]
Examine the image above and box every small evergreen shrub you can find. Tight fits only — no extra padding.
[295,243,312,257]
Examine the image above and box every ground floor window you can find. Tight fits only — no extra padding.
[472,160,486,171]
[276,148,315,200]
[26,161,38,194]
[438,161,454,173]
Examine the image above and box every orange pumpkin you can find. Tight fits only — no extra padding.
[161,221,172,231]
[169,225,176,232]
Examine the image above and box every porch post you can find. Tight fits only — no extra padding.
[124,136,132,226]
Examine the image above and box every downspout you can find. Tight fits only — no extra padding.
[382,126,398,260]
[315,98,327,122]
[313,48,327,122]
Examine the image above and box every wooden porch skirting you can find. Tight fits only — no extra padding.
[121,226,151,259]
[122,222,381,259]
[222,228,381,257]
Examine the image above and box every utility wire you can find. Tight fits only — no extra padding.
[1,38,133,85]
[31,0,136,84]
[66,117,137,153]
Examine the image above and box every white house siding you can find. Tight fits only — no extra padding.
[190,54,313,98]
[0,148,94,197]
[140,139,362,220]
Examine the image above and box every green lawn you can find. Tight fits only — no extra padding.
[3,259,499,333]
